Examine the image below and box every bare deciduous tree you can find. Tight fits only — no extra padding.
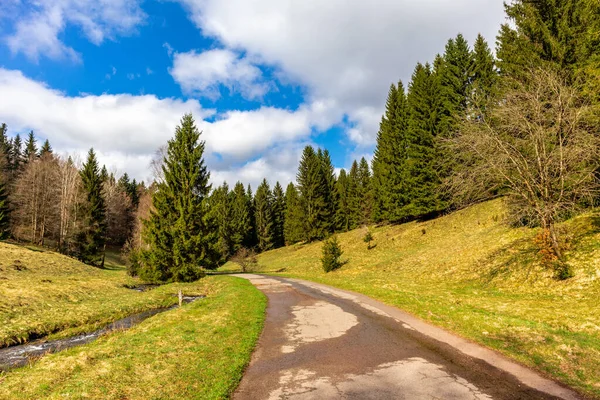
[230,247,258,273]
[449,69,599,265]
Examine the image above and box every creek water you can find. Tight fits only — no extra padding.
[0,295,204,371]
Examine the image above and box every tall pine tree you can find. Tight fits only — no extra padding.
[254,179,273,252]
[24,131,38,162]
[283,183,304,245]
[272,182,285,248]
[211,182,233,261]
[357,157,372,226]
[335,169,351,232]
[371,81,408,223]
[76,148,107,266]
[405,63,443,218]
[231,182,252,252]
[297,146,330,241]
[141,114,217,282]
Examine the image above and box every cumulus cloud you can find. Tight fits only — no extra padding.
[0,68,208,160]
[170,49,269,100]
[177,0,506,144]
[0,69,332,186]
[4,0,146,61]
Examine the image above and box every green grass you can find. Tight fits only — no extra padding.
[0,242,209,347]
[0,276,266,399]
[223,199,600,398]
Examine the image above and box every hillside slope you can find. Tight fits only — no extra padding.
[224,198,600,397]
[0,243,206,347]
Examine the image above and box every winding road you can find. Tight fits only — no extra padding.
[232,274,580,400]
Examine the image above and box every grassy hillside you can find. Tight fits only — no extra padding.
[0,276,266,399]
[0,242,208,347]
[223,199,600,397]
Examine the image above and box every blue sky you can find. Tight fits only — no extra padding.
[0,0,505,188]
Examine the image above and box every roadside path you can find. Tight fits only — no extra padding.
[232,274,580,400]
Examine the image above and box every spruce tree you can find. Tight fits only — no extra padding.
[283,182,304,245]
[231,182,251,251]
[100,165,109,183]
[319,149,337,232]
[437,35,473,140]
[297,146,329,241]
[246,184,258,248]
[0,124,10,169]
[211,182,233,261]
[38,139,53,157]
[272,182,285,248]
[10,134,23,171]
[471,34,497,106]
[347,160,361,229]
[335,169,351,232]
[254,179,273,252]
[371,82,408,223]
[141,114,217,282]
[0,180,9,239]
[76,148,107,266]
[496,0,600,100]
[23,131,38,162]
[405,63,443,218]
[357,157,372,226]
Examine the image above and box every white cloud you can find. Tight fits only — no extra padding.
[170,49,268,100]
[177,0,506,145]
[0,68,209,160]
[4,0,146,61]
[0,69,331,186]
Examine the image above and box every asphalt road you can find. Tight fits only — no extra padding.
[232,275,581,400]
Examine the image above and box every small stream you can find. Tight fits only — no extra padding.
[0,295,204,371]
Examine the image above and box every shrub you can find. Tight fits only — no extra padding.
[533,229,573,280]
[363,230,374,249]
[321,236,345,273]
[231,248,258,273]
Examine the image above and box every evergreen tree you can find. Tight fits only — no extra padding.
[283,182,304,245]
[471,34,497,107]
[335,169,351,232]
[129,179,140,208]
[0,180,9,239]
[211,182,233,261]
[272,182,285,248]
[246,184,258,248]
[100,165,109,183]
[76,148,107,266]
[357,157,372,226]
[496,0,600,99]
[38,139,53,157]
[371,81,408,223]
[141,114,217,282]
[297,146,330,241]
[347,160,361,229]
[231,182,251,251]
[405,63,443,218]
[437,35,473,140]
[23,131,38,162]
[254,179,273,252]
[0,124,10,169]
[10,134,23,171]
[319,149,337,232]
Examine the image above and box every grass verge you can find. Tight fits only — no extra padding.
[0,242,214,347]
[223,199,600,398]
[0,276,266,400]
